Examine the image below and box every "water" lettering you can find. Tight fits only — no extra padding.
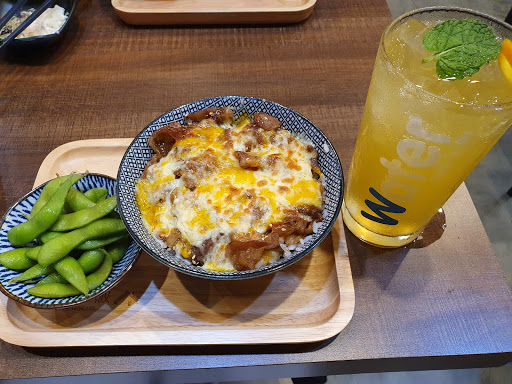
[361,188,406,225]
[361,115,450,225]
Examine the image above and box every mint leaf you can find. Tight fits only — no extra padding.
[422,19,501,80]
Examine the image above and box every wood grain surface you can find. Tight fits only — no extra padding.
[1,0,512,380]
[0,0,385,215]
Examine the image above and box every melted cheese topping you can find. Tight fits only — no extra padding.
[136,116,323,271]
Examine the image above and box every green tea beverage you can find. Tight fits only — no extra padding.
[342,8,512,247]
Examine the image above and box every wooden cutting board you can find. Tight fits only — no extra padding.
[111,0,317,26]
[0,139,354,347]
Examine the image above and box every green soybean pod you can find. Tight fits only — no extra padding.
[27,283,81,298]
[66,189,96,211]
[84,188,108,203]
[0,248,36,270]
[38,231,64,244]
[37,250,106,286]
[36,272,67,286]
[30,176,67,218]
[106,237,132,263]
[7,174,83,246]
[86,252,113,291]
[9,264,54,283]
[50,196,118,232]
[76,233,128,251]
[77,249,106,274]
[61,203,72,215]
[25,246,41,260]
[38,218,126,267]
[54,256,88,295]
[29,254,113,298]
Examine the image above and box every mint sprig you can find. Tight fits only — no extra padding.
[422,19,501,80]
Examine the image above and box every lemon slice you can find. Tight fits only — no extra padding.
[498,38,512,82]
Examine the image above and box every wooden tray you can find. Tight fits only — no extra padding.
[111,0,317,26]
[0,139,354,347]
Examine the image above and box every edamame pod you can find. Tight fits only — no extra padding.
[0,248,36,270]
[25,246,41,260]
[9,264,54,283]
[38,218,126,266]
[86,252,112,291]
[37,249,106,286]
[29,254,113,298]
[27,283,81,298]
[76,233,128,251]
[106,237,132,263]
[8,174,83,246]
[66,189,96,211]
[77,249,106,274]
[30,176,67,218]
[50,196,117,232]
[39,231,63,244]
[36,272,67,285]
[84,188,108,203]
[54,256,88,295]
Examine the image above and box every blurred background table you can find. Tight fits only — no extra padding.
[1,0,512,381]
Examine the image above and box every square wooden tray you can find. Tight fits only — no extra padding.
[0,139,354,347]
[111,0,317,26]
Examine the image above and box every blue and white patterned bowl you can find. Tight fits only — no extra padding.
[117,96,344,280]
[0,173,141,309]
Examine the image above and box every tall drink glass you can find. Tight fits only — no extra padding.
[342,7,512,247]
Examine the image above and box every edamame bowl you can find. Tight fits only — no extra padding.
[0,173,141,309]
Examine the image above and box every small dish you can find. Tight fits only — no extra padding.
[0,0,76,50]
[0,173,141,309]
[117,96,344,280]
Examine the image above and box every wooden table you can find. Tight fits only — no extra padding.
[1,0,512,380]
